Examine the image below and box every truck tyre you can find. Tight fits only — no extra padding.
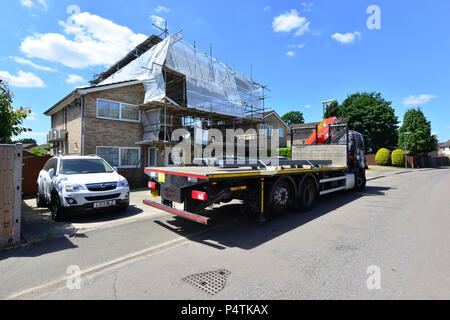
[355,170,366,191]
[36,185,46,208]
[299,178,317,211]
[269,179,292,215]
[50,192,65,221]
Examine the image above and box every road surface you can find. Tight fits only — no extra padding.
[1,168,449,299]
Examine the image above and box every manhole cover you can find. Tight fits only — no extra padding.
[183,269,231,295]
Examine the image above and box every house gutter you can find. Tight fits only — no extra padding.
[80,95,84,156]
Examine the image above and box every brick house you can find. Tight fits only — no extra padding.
[260,111,290,149]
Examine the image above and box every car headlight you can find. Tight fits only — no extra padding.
[65,183,84,192]
[119,179,129,188]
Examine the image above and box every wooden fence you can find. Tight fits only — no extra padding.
[0,144,22,248]
[22,151,51,197]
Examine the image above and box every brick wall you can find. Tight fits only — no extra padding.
[82,84,148,186]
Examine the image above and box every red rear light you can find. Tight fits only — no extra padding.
[192,190,208,201]
[148,181,156,189]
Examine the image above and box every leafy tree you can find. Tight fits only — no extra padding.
[0,80,31,143]
[324,101,341,118]
[281,111,304,126]
[14,138,37,144]
[398,108,437,155]
[340,92,398,151]
[31,145,51,156]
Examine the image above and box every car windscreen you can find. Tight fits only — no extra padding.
[59,159,114,175]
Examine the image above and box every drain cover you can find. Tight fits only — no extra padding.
[183,269,231,295]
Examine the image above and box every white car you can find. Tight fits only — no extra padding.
[36,155,130,220]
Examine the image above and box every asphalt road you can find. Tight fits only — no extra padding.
[2,168,449,299]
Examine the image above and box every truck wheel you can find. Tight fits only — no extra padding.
[355,170,366,191]
[50,193,65,221]
[270,180,292,214]
[299,178,317,211]
[36,186,46,208]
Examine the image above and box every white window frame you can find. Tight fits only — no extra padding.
[260,124,273,136]
[96,146,141,168]
[96,98,141,123]
[148,147,158,167]
[278,127,284,138]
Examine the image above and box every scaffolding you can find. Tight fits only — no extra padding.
[99,30,267,147]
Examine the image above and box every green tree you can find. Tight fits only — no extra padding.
[281,111,304,126]
[14,138,37,144]
[324,101,341,118]
[340,92,398,151]
[398,108,437,155]
[0,80,31,143]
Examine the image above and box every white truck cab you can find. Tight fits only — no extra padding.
[36,155,130,220]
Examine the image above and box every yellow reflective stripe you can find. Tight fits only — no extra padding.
[209,167,345,179]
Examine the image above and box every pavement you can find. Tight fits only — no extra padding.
[1,167,449,299]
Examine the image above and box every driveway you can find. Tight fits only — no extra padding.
[21,188,166,244]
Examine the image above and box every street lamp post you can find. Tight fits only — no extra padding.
[403,131,412,169]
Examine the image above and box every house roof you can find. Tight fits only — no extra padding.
[263,111,290,129]
[90,35,163,85]
[438,139,450,148]
[290,121,321,129]
[43,80,142,116]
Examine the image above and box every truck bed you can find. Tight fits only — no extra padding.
[144,165,347,181]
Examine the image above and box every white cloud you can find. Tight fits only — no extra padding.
[273,10,310,36]
[305,104,312,109]
[0,70,45,88]
[402,94,436,106]
[263,6,271,12]
[288,44,305,49]
[26,111,39,121]
[20,12,148,69]
[66,74,86,84]
[14,131,47,140]
[21,0,33,7]
[302,2,313,12]
[10,56,56,72]
[331,31,361,44]
[154,6,171,13]
[151,15,166,29]
[286,51,296,57]
[20,0,47,9]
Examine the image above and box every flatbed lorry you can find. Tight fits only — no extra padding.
[143,120,369,225]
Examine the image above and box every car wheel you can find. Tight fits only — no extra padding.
[36,186,46,208]
[117,202,130,211]
[50,193,65,221]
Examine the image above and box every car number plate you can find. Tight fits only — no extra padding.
[152,189,158,198]
[94,200,116,208]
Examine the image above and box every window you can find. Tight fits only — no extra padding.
[60,159,114,175]
[97,99,140,122]
[148,148,157,167]
[260,125,273,136]
[96,147,141,168]
[279,128,284,138]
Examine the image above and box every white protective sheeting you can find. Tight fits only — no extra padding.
[100,36,262,119]
[165,40,263,119]
[100,38,171,102]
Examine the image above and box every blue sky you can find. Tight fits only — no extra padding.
[2,0,450,144]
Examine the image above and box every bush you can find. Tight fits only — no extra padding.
[277,148,292,159]
[375,148,390,166]
[391,149,405,167]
